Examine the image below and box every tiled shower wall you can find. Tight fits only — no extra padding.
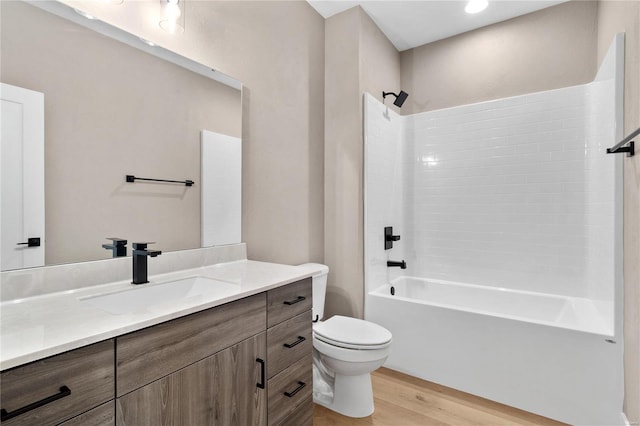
[406,86,593,297]
[365,39,619,301]
[364,97,407,291]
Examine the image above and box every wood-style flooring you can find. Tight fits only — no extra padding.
[312,368,566,426]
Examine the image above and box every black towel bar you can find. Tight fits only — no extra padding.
[126,175,194,186]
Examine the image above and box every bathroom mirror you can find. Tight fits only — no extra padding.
[0,0,242,270]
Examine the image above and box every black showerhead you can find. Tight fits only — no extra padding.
[382,90,409,108]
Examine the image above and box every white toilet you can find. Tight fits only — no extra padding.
[298,263,392,418]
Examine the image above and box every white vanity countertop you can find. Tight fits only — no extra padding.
[0,260,312,371]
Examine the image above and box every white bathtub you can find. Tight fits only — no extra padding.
[366,277,622,425]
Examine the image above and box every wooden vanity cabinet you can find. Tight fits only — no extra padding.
[115,293,267,425]
[266,278,313,426]
[0,277,314,426]
[115,293,266,397]
[116,333,266,425]
[0,340,114,426]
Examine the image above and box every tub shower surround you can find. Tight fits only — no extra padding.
[364,35,623,425]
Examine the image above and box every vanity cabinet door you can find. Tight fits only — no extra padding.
[0,340,114,426]
[116,293,266,396]
[116,332,267,426]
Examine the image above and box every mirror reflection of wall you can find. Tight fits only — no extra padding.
[0,1,242,270]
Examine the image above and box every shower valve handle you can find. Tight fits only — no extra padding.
[384,227,401,250]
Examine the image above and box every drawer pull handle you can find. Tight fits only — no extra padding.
[284,381,306,398]
[256,358,266,389]
[283,296,305,305]
[1,385,71,421]
[283,336,306,348]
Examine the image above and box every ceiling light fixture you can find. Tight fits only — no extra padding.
[159,0,185,34]
[465,0,488,14]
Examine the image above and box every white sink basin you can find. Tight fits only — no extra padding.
[80,276,240,315]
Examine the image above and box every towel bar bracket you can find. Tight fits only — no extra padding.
[607,126,638,157]
[606,141,634,157]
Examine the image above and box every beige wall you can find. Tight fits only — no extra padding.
[400,1,598,114]
[1,1,241,265]
[597,1,640,422]
[52,0,326,266]
[324,7,400,319]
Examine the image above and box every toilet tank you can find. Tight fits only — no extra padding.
[297,263,329,321]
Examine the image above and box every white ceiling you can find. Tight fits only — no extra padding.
[307,0,567,51]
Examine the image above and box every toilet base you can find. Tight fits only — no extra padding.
[314,372,375,418]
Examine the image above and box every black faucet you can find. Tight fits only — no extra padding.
[102,237,127,258]
[132,242,162,285]
[387,260,407,269]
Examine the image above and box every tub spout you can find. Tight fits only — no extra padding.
[387,260,406,269]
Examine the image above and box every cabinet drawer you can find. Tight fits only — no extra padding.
[267,278,312,327]
[267,354,312,426]
[59,401,114,426]
[117,293,266,396]
[276,396,312,426]
[0,340,114,426]
[267,310,312,378]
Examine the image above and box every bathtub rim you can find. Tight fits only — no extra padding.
[369,275,614,338]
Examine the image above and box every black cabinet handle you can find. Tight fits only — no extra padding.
[1,385,71,421]
[16,237,40,248]
[284,381,306,398]
[256,358,265,389]
[283,296,305,306]
[283,336,306,349]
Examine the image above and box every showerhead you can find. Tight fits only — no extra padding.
[382,90,409,108]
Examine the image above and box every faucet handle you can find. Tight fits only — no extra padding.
[103,237,127,257]
[132,242,156,250]
[106,237,127,245]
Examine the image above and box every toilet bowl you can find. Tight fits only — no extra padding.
[297,263,392,418]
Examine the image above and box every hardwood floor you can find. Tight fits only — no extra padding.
[312,368,566,426]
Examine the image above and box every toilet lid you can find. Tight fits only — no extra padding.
[313,315,392,348]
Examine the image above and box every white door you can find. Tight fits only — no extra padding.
[1,83,45,270]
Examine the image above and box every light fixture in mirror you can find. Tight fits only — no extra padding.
[0,0,242,271]
[73,7,97,20]
[159,0,185,34]
[465,0,488,14]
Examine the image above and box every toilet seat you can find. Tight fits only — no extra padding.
[313,315,392,350]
